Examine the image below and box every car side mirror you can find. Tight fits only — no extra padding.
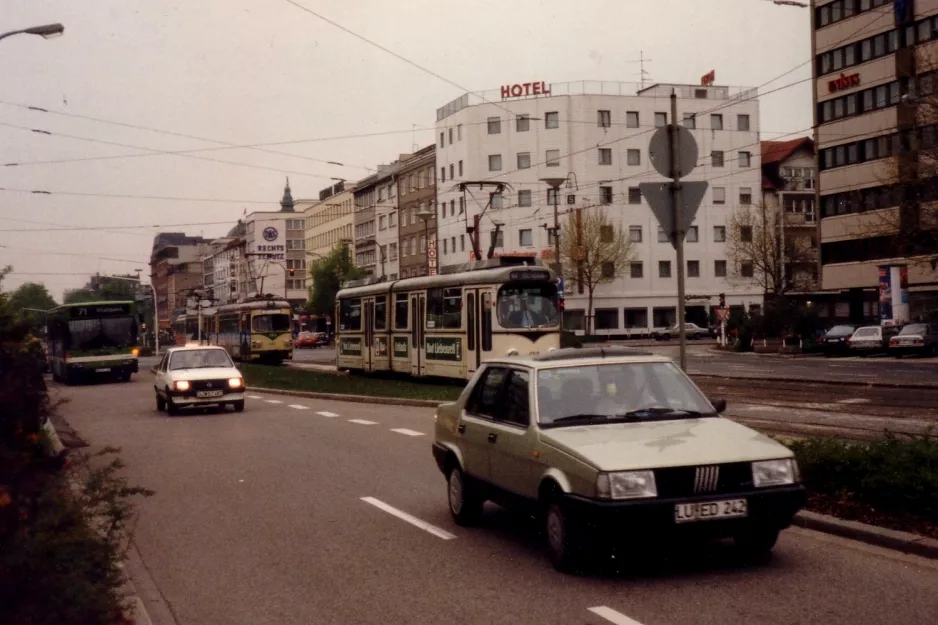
[711,398,727,414]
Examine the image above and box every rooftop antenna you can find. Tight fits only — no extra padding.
[639,51,653,90]
[412,124,418,152]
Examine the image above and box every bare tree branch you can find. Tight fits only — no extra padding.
[728,203,815,296]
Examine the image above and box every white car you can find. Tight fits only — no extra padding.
[153,345,245,415]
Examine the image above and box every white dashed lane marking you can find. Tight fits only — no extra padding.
[360,497,456,540]
[247,395,263,399]
[265,400,283,404]
[390,428,425,437]
[288,404,310,410]
[587,606,645,625]
[316,411,339,418]
[348,419,378,425]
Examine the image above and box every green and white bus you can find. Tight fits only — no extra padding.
[46,300,141,384]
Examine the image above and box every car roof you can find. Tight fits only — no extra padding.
[165,345,229,354]
[484,346,671,369]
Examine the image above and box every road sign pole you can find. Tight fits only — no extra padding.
[669,91,687,371]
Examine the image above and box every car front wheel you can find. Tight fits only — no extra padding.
[545,500,586,574]
[232,400,245,412]
[447,465,482,526]
[156,393,166,412]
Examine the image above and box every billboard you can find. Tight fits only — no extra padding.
[878,265,909,325]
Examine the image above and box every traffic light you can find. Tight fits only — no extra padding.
[141,322,147,330]
[719,292,726,308]
[289,268,295,277]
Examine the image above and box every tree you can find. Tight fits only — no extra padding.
[559,208,635,335]
[306,245,366,317]
[8,283,57,315]
[728,203,816,297]
[64,278,136,304]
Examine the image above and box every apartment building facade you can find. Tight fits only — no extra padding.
[434,80,764,332]
[354,160,407,278]
[396,144,437,278]
[149,232,206,329]
[304,181,355,288]
[814,0,938,321]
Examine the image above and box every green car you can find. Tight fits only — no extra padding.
[431,346,805,573]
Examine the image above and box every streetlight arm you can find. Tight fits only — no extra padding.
[0,23,65,41]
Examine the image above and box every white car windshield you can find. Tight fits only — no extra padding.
[169,349,233,370]
[536,362,716,428]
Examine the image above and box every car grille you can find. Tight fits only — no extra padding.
[654,462,753,498]
[188,379,229,392]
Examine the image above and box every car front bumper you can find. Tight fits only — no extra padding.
[563,485,806,541]
[167,389,244,406]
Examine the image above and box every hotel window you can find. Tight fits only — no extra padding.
[517,152,531,169]
[626,111,639,128]
[598,110,611,128]
[627,149,640,166]
[487,117,501,134]
[516,115,530,132]
[545,112,559,129]
[598,148,612,165]
[518,189,532,207]
[546,149,560,167]
[654,112,667,127]
[488,154,502,171]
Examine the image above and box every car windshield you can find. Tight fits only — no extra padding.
[169,349,233,370]
[899,324,927,335]
[827,325,855,336]
[536,362,716,427]
[67,317,137,351]
[252,313,291,333]
[497,283,560,329]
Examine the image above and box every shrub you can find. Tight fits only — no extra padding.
[789,432,938,524]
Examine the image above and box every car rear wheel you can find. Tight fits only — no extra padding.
[447,465,482,526]
[734,526,779,560]
[545,499,587,574]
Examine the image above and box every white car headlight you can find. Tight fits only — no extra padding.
[228,377,243,388]
[596,470,657,500]
[752,458,798,488]
[174,380,190,392]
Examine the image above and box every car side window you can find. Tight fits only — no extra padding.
[467,367,509,419]
[500,370,530,427]
[158,354,168,372]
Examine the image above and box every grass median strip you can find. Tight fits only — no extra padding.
[241,364,463,402]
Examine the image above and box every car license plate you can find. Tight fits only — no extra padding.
[196,390,224,398]
[674,499,748,523]
[96,368,111,373]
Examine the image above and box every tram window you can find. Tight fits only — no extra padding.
[427,287,463,329]
[374,296,388,330]
[497,283,560,328]
[340,298,362,331]
[394,293,408,329]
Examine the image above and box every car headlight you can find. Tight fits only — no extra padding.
[752,458,798,488]
[131,348,140,357]
[174,380,190,392]
[596,470,657,500]
[228,377,243,388]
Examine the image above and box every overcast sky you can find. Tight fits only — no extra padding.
[1,0,812,297]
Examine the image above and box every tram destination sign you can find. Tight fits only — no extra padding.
[393,337,409,358]
[425,337,462,362]
[339,338,362,356]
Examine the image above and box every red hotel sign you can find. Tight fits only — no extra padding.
[500,81,551,99]
[828,72,860,93]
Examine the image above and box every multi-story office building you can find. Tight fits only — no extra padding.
[434,79,763,332]
[397,145,437,278]
[149,232,206,330]
[813,0,938,320]
[201,221,247,306]
[304,181,355,289]
[354,160,407,278]
[761,138,820,290]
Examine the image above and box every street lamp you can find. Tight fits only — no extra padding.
[417,205,435,276]
[0,23,65,42]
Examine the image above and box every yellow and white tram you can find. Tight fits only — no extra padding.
[204,299,294,363]
[335,261,561,380]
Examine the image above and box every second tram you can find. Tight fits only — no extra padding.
[335,261,561,380]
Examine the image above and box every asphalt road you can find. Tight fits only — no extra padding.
[54,374,938,625]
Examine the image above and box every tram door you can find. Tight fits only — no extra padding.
[409,292,426,376]
[465,289,483,375]
[363,298,374,372]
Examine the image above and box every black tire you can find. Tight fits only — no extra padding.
[545,499,586,574]
[156,393,166,412]
[734,526,780,560]
[446,465,483,526]
[166,398,179,416]
[232,400,245,412]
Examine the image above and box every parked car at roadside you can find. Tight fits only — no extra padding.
[652,322,708,341]
[888,323,938,357]
[295,332,318,349]
[818,324,856,356]
[313,332,329,346]
[432,346,805,573]
[847,325,897,355]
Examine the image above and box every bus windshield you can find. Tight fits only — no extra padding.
[497,282,560,329]
[252,313,291,333]
[67,317,138,351]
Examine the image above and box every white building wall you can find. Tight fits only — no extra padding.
[244,212,307,303]
[435,82,764,331]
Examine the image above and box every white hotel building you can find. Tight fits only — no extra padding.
[434,80,764,333]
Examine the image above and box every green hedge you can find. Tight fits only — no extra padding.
[790,432,938,524]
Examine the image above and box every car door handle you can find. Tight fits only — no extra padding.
[457,423,466,434]
[488,432,497,444]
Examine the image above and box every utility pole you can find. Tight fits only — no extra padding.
[669,92,688,371]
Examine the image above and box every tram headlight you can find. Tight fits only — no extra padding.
[506,348,519,356]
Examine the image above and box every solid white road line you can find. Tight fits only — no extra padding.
[288,404,310,410]
[264,399,283,404]
[316,411,339,418]
[390,428,425,437]
[838,397,872,404]
[360,497,456,540]
[348,419,377,425]
[587,606,645,625]
[247,395,263,399]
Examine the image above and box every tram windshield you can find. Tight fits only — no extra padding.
[497,282,560,329]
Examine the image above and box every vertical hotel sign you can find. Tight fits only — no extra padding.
[878,265,910,325]
[428,237,438,276]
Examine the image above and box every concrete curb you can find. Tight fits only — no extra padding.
[692,372,938,390]
[245,386,445,408]
[794,510,938,560]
